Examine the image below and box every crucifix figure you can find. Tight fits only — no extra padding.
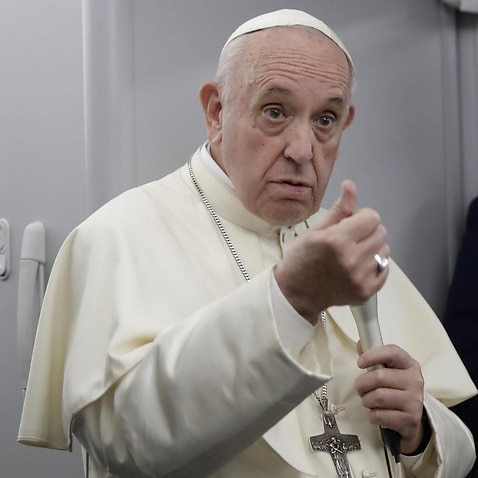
[309,398,361,478]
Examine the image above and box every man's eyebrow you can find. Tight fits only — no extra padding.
[265,86,346,102]
[328,96,346,106]
[266,86,292,95]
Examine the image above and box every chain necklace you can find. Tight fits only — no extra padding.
[188,160,250,282]
[187,159,362,478]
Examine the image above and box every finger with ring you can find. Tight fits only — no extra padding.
[374,253,389,274]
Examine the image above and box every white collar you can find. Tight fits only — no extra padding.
[199,142,235,192]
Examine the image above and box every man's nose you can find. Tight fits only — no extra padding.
[283,122,314,164]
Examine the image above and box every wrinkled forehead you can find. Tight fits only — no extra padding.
[243,28,352,87]
[222,8,354,73]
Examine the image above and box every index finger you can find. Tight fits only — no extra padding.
[357,344,415,371]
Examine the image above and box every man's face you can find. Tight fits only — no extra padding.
[205,27,355,226]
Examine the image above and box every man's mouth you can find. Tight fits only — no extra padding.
[273,180,312,195]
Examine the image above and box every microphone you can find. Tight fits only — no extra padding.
[350,294,383,354]
[350,294,402,464]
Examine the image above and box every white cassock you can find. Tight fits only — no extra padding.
[18,145,476,477]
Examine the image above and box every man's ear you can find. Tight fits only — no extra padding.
[343,104,355,130]
[199,81,223,145]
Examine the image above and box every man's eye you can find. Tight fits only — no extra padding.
[264,106,284,120]
[318,114,335,127]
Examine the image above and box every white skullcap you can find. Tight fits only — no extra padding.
[222,9,353,71]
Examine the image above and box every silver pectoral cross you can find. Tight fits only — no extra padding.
[309,399,361,478]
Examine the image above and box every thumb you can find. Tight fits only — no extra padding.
[319,180,357,229]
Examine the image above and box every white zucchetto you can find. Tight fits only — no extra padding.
[222,9,354,71]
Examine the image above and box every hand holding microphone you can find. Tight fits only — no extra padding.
[351,289,402,464]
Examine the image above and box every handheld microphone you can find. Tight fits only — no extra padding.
[350,294,383,354]
[350,294,402,464]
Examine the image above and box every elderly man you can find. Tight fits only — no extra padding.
[19,9,475,478]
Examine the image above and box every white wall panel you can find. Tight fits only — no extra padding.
[0,0,85,476]
[83,0,137,213]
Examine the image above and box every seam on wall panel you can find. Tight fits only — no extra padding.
[82,0,137,215]
[439,4,465,281]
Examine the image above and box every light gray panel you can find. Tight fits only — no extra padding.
[83,0,138,213]
[0,0,85,476]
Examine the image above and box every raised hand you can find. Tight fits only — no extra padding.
[274,180,390,324]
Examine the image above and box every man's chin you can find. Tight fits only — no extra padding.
[258,204,315,226]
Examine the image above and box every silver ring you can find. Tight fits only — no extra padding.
[374,253,389,274]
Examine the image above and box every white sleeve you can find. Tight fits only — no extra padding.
[269,271,317,358]
[74,270,328,477]
[400,393,475,477]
